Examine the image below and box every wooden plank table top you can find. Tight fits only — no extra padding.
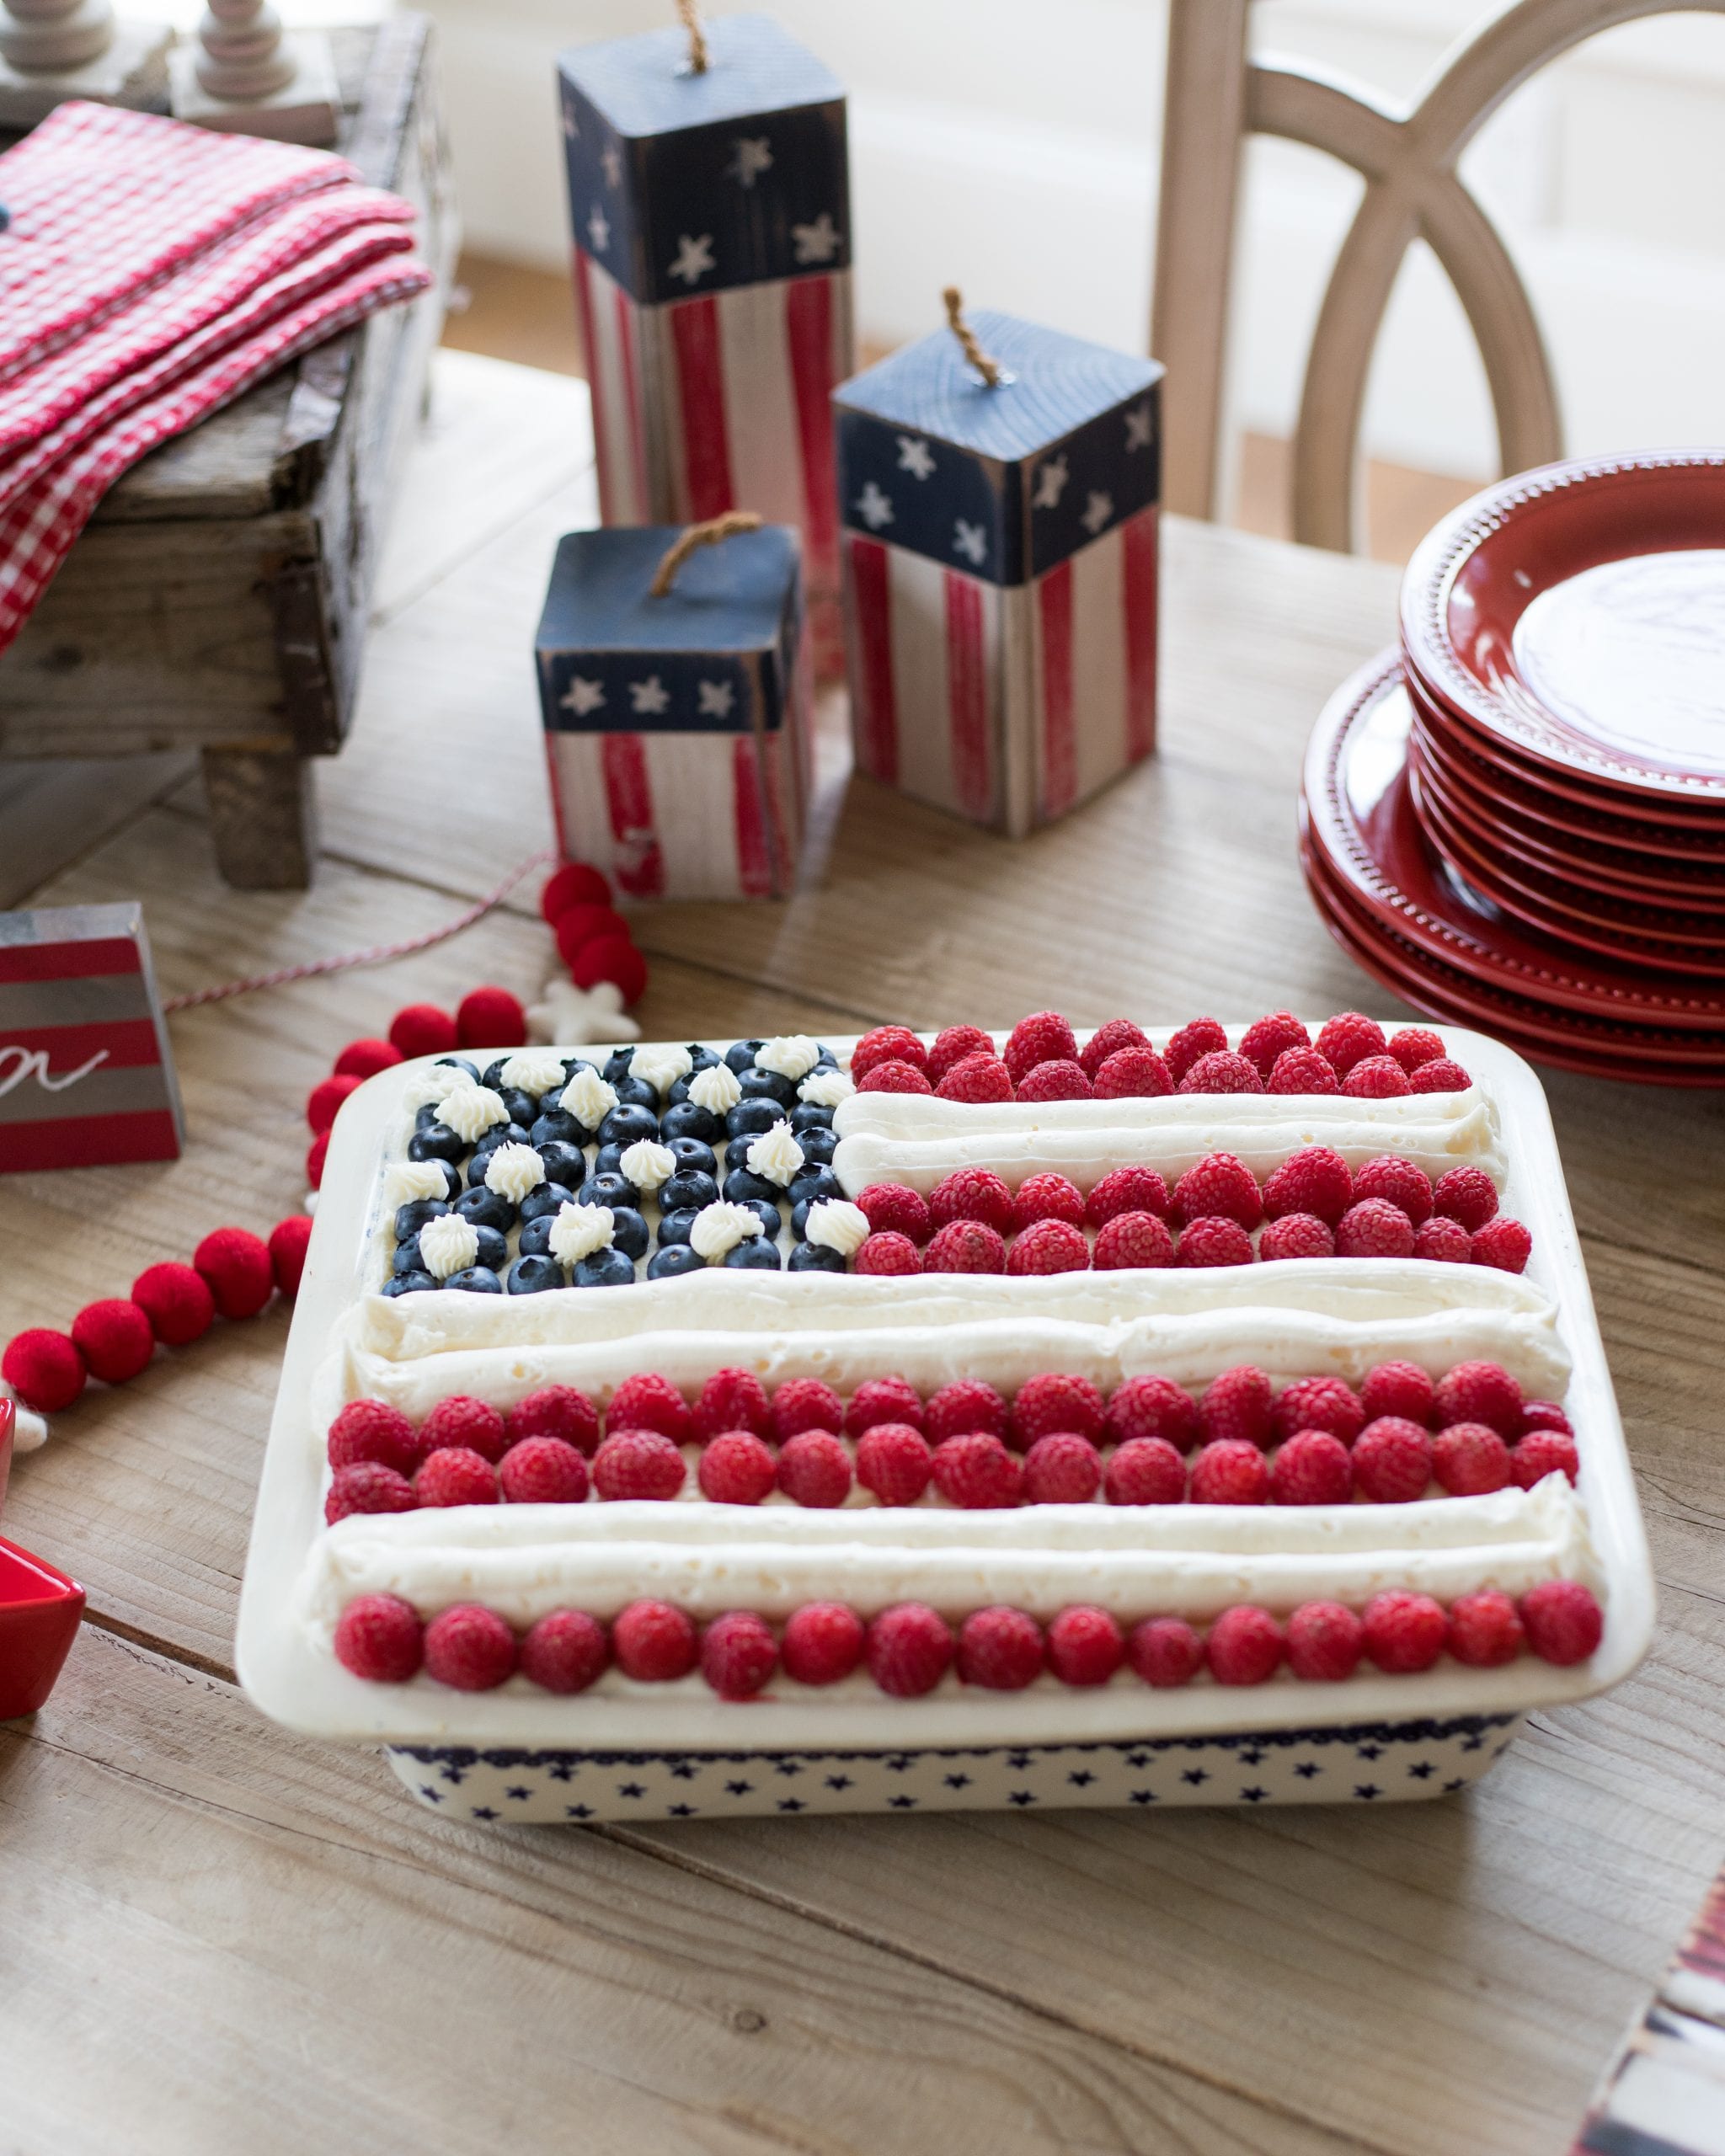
[3,350,1722,2156]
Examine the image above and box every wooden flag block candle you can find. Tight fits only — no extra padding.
[558,12,853,669]
[536,517,809,902]
[0,902,183,1173]
[836,307,1165,835]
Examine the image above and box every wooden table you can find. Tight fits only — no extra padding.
[3,350,1722,2156]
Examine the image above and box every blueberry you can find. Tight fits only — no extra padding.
[724,1097,784,1142]
[598,1103,659,1149]
[519,1214,556,1257]
[480,1059,510,1090]
[444,1266,504,1293]
[601,1048,637,1084]
[531,1109,587,1151]
[433,1056,481,1085]
[738,1065,796,1108]
[519,1180,575,1225]
[686,1045,721,1074]
[536,1139,586,1188]
[495,1086,539,1129]
[660,1168,719,1214]
[724,1038,766,1074]
[575,1247,635,1289]
[409,1121,466,1165]
[666,1135,718,1177]
[788,1241,846,1273]
[414,1102,441,1129]
[611,1073,659,1113]
[609,1206,650,1261]
[383,1270,438,1296]
[724,1165,782,1208]
[660,1100,723,1145]
[790,1102,835,1134]
[788,1165,841,1209]
[724,1237,782,1270]
[471,1225,510,1273]
[657,1207,699,1247]
[736,1197,782,1241]
[798,1125,838,1167]
[506,1254,565,1294]
[560,1055,600,1081]
[455,1185,516,1234]
[648,1243,704,1279]
[578,1170,638,1210]
[393,1198,448,1241]
[392,1237,427,1275]
[466,1126,531,1185]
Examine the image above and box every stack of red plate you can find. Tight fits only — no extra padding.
[1300,450,1725,1082]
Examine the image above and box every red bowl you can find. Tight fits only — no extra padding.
[0,1526,84,1721]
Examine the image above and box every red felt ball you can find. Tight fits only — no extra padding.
[571,934,648,1006]
[333,1038,403,1081]
[131,1262,216,1347]
[388,1003,458,1056]
[194,1227,275,1320]
[2,1327,87,1412]
[553,905,631,968]
[456,985,527,1050]
[69,1299,155,1385]
[541,861,612,924]
[306,1071,362,1134]
[269,1214,313,1299]
[306,1131,330,1190]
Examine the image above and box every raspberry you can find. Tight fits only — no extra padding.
[1164,1017,1227,1081]
[325,1461,417,1524]
[693,1367,772,1440]
[1520,1401,1573,1437]
[70,1298,155,1385]
[926,1379,1008,1444]
[1011,1372,1103,1447]
[1512,1431,1581,1488]
[937,1054,1015,1102]
[520,1609,609,1694]
[1446,1591,1524,1668]
[1270,1430,1353,1505]
[605,1374,692,1444]
[1104,1436,1187,1505]
[1179,1049,1263,1095]
[424,1605,517,1691]
[413,1448,499,1508]
[1433,1360,1521,1436]
[856,1231,921,1275]
[328,1398,418,1473]
[781,1601,865,1684]
[858,1059,933,1095]
[1128,1616,1204,1687]
[1271,1376,1363,1444]
[1007,1219,1091,1274]
[1409,1058,1473,1094]
[612,1599,698,1681]
[867,1604,956,1696]
[928,1024,996,1081]
[852,1026,927,1079]
[1239,1012,1311,1079]
[1189,1439,1268,1505]
[1258,1214,1334,1261]
[1206,1606,1283,1684]
[1268,1046,1340,1095]
[1004,1011,1078,1083]
[1351,1417,1433,1502]
[592,1430,686,1501]
[701,1611,779,1700]
[1012,1172,1086,1230]
[499,1436,590,1504]
[1316,1011,1387,1076]
[1413,1216,1472,1262]
[1335,1198,1415,1259]
[1353,1156,1433,1225]
[1105,1375,1198,1450]
[856,1422,934,1504]
[1176,1218,1255,1267]
[1471,1217,1531,1273]
[421,1396,507,1464]
[957,1607,1045,1689]
[1172,1152,1263,1230]
[856,1182,932,1244]
[777,1430,852,1508]
[1343,1055,1412,1099]
[1199,1365,1274,1447]
[1519,1580,1603,1666]
[1432,1422,1512,1495]
[1361,1361,1435,1425]
[1362,1590,1446,1673]
[507,1385,601,1455]
[925,1220,1007,1273]
[1263,1146,1354,1225]
[771,1376,845,1441]
[1094,1213,1176,1269]
[1023,1433,1103,1503]
[1387,1026,1446,1073]
[697,1430,778,1505]
[1079,1019,1151,1079]
[1017,1059,1093,1102]
[334,1593,423,1683]
[1087,1166,1170,1225]
[932,1433,1023,1508]
[929,1167,1015,1234]
[1285,1601,1364,1682]
[1092,1047,1174,1098]
[1047,1605,1124,1686]
[846,1375,925,1436]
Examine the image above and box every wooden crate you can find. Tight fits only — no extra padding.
[0,18,458,889]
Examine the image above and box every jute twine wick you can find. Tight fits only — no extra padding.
[676,0,709,73]
[943,286,1003,387]
[650,510,762,596]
